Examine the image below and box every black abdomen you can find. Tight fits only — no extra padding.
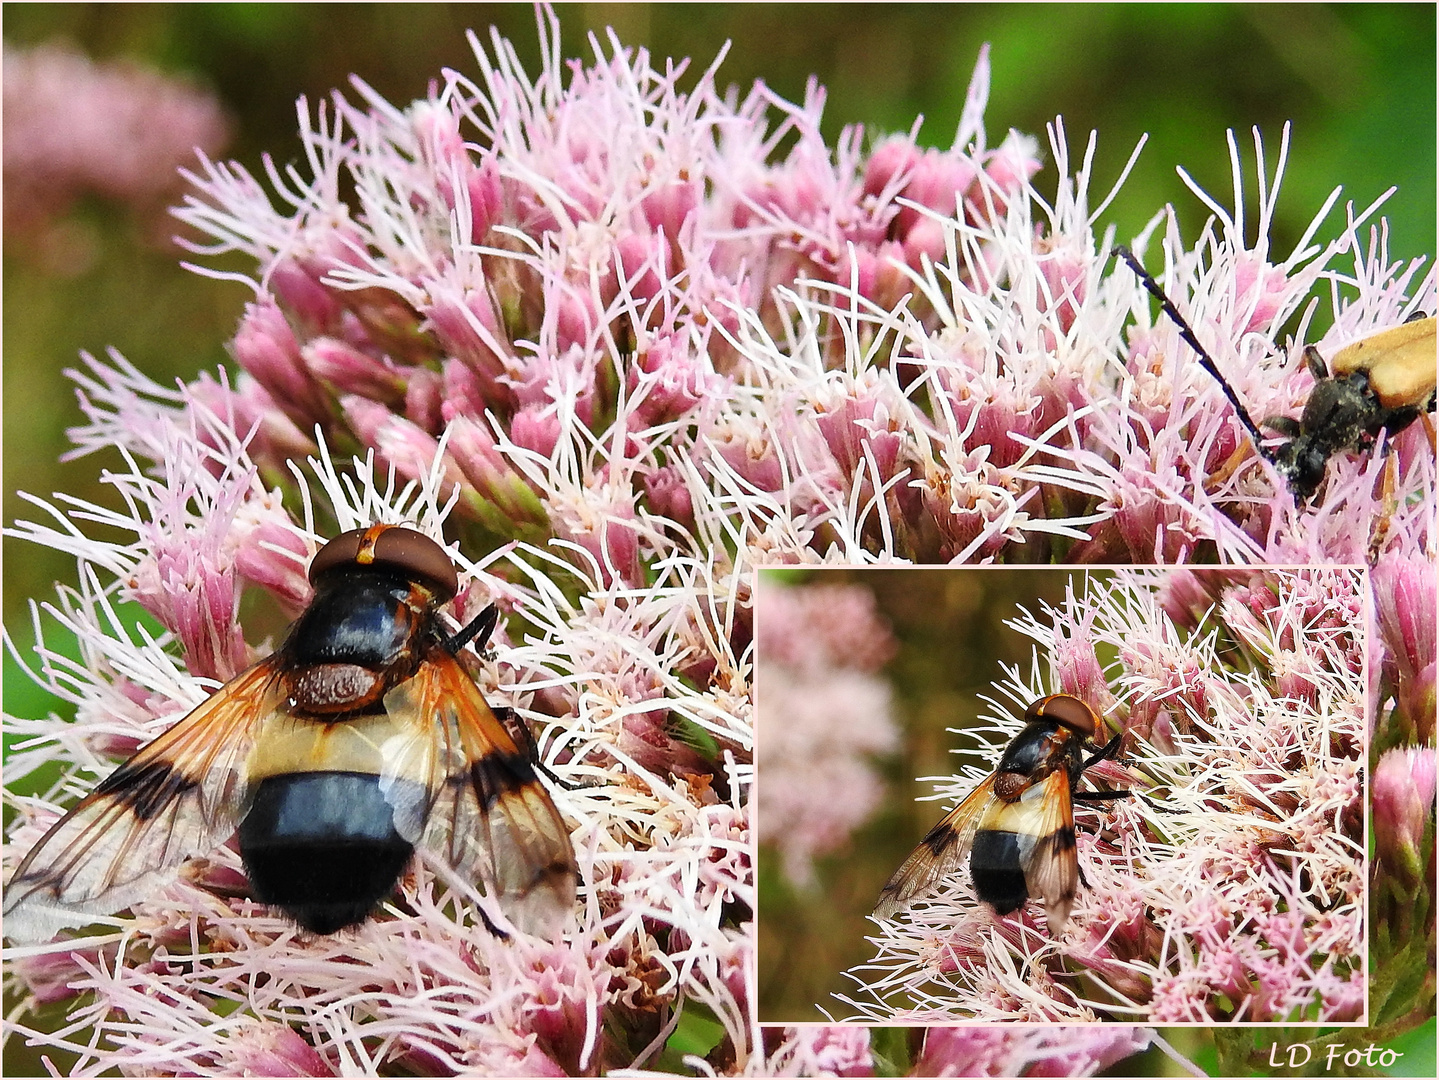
[970,829,1027,914]
[238,772,421,934]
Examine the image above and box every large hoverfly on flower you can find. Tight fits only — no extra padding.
[4,524,578,942]
[874,694,1129,935]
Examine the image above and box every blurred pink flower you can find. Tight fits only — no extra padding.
[756,580,899,886]
[916,1025,1152,1077]
[3,40,229,270]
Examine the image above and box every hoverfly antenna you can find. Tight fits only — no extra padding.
[1111,245,1271,457]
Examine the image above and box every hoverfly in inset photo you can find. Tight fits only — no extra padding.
[3,524,578,943]
[1113,244,1437,502]
[874,693,1130,936]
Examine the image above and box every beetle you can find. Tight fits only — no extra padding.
[1113,244,1437,501]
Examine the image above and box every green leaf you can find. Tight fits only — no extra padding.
[869,1027,912,1077]
[665,1006,727,1058]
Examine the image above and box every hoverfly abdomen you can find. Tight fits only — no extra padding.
[969,829,1031,915]
[237,772,424,935]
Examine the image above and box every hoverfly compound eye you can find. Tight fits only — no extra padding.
[308,525,460,600]
[1024,694,1100,736]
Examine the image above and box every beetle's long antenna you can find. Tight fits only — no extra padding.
[1112,246,1273,459]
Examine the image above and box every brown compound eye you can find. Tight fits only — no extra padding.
[1024,694,1099,737]
[308,525,460,600]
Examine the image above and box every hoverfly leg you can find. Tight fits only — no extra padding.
[475,900,510,940]
[1072,789,1132,803]
[442,604,499,656]
[491,703,587,793]
[1081,730,1124,772]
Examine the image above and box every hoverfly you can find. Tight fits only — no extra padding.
[874,694,1129,935]
[4,524,578,942]
[1113,245,1438,502]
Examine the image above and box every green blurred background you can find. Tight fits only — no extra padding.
[3,3,1436,630]
[3,6,1435,1076]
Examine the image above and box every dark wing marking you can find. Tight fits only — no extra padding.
[3,661,286,944]
[1015,770,1078,935]
[380,649,577,938]
[873,772,999,921]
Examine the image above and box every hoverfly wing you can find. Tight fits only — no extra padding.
[986,769,1078,936]
[380,649,577,938]
[3,662,286,944]
[873,772,999,921]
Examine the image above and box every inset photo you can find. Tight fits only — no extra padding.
[754,566,1368,1025]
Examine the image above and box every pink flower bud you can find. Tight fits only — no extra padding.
[232,1022,334,1077]
[711,418,784,492]
[441,356,490,418]
[466,158,504,240]
[845,242,908,311]
[901,215,948,271]
[862,135,921,200]
[615,232,667,309]
[14,940,108,1005]
[1038,246,1088,335]
[230,298,331,428]
[552,280,602,352]
[302,337,406,404]
[974,132,1041,223]
[1373,746,1436,889]
[1231,251,1289,335]
[510,404,562,459]
[550,485,643,588]
[341,395,466,499]
[424,286,510,404]
[188,372,317,478]
[643,464,695,530]
[229,499,312,614]
[403,365,443,432]
[445,413,550,534]
[628,333,716,428]
[640,175,699,240]
[130,516,249,681]
[894,149,977,237]
[267,256,343,332]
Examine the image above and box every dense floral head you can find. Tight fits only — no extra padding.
[843,569,1366,1024]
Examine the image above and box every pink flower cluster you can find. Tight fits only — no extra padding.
[755,579,898,885]
[764,1024,1153,1077]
